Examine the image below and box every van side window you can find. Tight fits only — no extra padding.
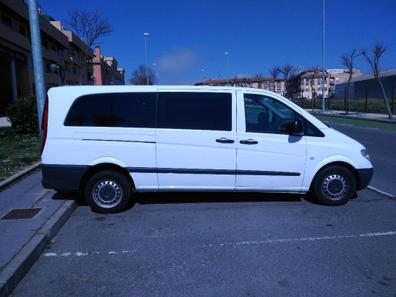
[64,93,156,128]
[157,92,232,131]
[244,94,324,137]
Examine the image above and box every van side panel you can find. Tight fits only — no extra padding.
[42,87,158,191]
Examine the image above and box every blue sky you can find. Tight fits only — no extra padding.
[39,0,396,84]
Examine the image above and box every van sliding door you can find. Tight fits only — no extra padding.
[155,90,237,190]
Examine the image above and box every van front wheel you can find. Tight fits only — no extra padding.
[312,165,356,206]
[84,170,132,213]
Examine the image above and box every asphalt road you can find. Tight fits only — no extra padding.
[12,123,396,297]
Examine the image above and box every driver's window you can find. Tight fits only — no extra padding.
[244,94,298,134]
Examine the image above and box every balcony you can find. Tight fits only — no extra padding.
[0,22,30,51]
[45,73,61,86]
[44,48,63,64]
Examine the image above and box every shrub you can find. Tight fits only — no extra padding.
[6,96,39,134]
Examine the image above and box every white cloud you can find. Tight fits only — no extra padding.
[157,48,198,74]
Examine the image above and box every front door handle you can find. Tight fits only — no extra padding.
[216,137,235,144]
[240,139,258,145]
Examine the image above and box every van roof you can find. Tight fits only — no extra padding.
[48,85,279,96]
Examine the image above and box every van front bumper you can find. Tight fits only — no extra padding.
[41,164,88,191]
[356,168,374,190]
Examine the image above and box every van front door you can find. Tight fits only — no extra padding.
[236,92,306,192]
[156,91,236,190]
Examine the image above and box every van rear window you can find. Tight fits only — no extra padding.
[64,92,156,128]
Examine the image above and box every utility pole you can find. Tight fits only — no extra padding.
[27,0,46,139]
[321,0,326,113]
[224,51,230,85]
[144,32,150,85]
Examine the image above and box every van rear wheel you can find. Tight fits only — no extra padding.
[312,165,356,206]
[84,170,132,213]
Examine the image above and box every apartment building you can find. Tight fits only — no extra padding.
[0,0,124,115]
[50,20,94,85]
[196,77,285,95]
[0,0,70,114]
[92,46,125,85]
[298,68,363,99]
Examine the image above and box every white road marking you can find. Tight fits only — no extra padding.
[43,249,136,258]
[203,231,396,248]
[43,231,396,257]
[367,186,395,198]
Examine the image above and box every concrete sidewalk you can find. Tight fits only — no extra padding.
[0,171,76,297]
[307,109,396,123]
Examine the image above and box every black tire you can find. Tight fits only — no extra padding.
[312,165,356,206]
[84,170,132,213]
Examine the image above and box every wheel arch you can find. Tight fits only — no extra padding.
[308,161,360,191]
[80,163,135,192]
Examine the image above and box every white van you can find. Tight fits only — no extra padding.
[41,86,373,213]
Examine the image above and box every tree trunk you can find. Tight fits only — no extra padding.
[345,85,349,115]
[377,78,393,119]
[346,77,352,115]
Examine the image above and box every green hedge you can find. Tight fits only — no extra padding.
[293,98,395,114]
[6,96,39,134]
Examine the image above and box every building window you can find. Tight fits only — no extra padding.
[18,24,26,36]
[1,15,12,28]
[42,38,48,49]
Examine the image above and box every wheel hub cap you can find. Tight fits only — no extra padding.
[321,174,348,200]
[92,180,123,208]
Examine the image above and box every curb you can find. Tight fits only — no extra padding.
[0,162,41,192]
[308,111,396,124]
[0,199,77,297]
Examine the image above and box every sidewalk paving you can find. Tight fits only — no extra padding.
[0,171,76,297]
[306,109,396,123]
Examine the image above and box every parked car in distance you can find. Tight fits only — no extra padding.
[41,86,373,213]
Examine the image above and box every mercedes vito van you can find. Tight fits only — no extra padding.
[41,86,373,213]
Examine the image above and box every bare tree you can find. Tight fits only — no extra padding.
[269,67,281,80]
[130,65,157,85]
[361,43,392,119]
[341,49,357,115]
[280,64,296,98]
[269,67,281,92]
[69,10,112,84]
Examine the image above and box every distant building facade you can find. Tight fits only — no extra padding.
[0,0,124,115]
[92,46,125,85]
[335,69,396,99]
[49,20,93,85]
[295,68,363,100]
[196,77,285,95]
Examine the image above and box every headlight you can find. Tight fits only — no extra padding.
[361,149,370,161]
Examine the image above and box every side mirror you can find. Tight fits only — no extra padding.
[291,118,304,136]
[281,118,304,136]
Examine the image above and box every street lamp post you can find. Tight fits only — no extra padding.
[224,51,230,85]
[321,0,326,113]
[27,0,46,139]
[144,32,150,85]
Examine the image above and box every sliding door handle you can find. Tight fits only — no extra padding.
[216,137,235,144]
[240,139,258,145]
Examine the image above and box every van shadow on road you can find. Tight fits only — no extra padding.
[50,190,325,209]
